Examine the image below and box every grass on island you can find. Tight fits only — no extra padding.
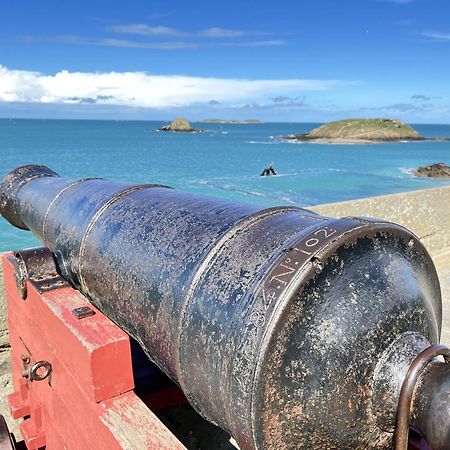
[307,118,420,140]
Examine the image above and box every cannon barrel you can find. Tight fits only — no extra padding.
[1,164,449,449]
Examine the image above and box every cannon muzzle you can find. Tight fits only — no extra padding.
[1,164,449,449]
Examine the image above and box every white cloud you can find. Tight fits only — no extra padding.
[199,27,246,38]
[19,35,202,49]
[376,0,420,3]
[107,24,247,38]
[0,66,345,109]
[218,40,285,47]
[422,32,450,42]
[107,24,187,37]
[19,35,284,49]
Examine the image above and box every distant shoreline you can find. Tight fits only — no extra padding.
[1,117,450,126]
[198,119,263,124]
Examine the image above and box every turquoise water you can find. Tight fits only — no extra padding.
[1,118,450,251]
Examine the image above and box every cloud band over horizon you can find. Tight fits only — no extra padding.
[0,65,345,109]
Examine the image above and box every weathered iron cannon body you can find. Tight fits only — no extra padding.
[1,165,449,450]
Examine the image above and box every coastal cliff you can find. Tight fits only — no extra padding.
[283,118,449,144]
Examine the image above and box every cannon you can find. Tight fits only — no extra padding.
[1,164,450,450]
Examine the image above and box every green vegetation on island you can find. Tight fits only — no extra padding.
[283,118,450,144]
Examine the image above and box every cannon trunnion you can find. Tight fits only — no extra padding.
[1,165,449,450]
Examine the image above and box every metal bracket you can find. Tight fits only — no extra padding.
[72,306,96,319]
[21,354,52,384]
[394,344,450,450]
[11,247,69,299]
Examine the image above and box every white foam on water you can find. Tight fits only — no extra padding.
[246,140,280,145]
[191,167,350,187]
[399,167,415,177]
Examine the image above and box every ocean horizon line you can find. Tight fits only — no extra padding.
[1,117,450,126]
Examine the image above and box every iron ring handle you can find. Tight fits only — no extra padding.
[394,343,450,450]
[29,360,52,382]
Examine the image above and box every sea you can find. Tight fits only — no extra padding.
[1,118,450,251]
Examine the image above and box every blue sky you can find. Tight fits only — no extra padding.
[0,0,449,122]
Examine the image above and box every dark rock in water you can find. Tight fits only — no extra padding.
[158,118,203,133]
[260,163,277,176]
[414,162,450,178]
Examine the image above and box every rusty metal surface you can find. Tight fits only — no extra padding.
[0,165,446,450]
[409,355,450,450]
[251,229,440,450]
[11,247,69,299]
[0,165,59,230]
[72,305,96,319]
[394,344,450,450]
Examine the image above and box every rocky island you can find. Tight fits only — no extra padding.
[282,118,450,144]
[414,162,450,178]
[158,118,203,133]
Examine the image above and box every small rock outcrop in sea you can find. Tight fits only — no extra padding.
[414,162,450,178]
[282,118,450,144]
[158,118,203,133]
[260,163,277,176]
